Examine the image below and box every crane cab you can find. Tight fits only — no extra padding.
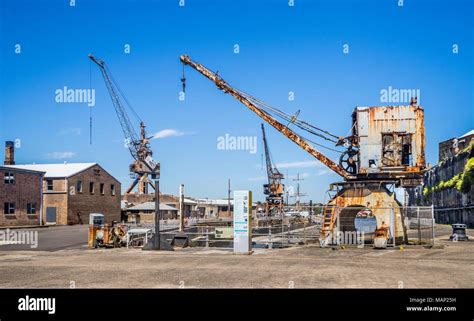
[263,183,284,196]
[351,98,426,187]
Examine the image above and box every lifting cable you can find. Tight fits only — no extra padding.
[233,87,341,144]
[89,60,93,145]
[105,64,142,124]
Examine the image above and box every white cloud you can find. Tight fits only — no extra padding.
[152,129,186,139]
[275,160,323,169]
[45,152,76,159]
[57,128,81,136]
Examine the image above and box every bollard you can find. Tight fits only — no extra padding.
[268,227,272,249]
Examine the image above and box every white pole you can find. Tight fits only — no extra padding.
[179,184,184,232]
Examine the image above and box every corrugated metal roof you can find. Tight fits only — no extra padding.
[127,202,178,211]
[3,163,97,178]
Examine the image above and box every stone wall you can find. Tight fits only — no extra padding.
[408,146,473,227]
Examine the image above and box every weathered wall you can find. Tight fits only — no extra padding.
[0,169,43,226]
[408,146,473,227]
[67,165,121,225]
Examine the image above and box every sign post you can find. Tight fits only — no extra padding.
[233,190,252,254]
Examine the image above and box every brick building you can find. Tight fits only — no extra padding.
[4,163,121,225]
[124,202,178,223]
[0,166,44,226]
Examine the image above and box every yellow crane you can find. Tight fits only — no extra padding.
[261,123,284,217]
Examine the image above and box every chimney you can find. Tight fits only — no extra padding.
[4,141,15,165]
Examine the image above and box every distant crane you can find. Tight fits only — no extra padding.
[261,124,285,217]
[89,54,160,194]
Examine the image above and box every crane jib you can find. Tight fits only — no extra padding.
[180,55,353,180]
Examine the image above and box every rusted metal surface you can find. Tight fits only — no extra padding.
[353,104,426,183]
[180,55,354,180]
[325,182,406,242]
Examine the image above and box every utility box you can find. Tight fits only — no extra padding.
[352,100,426,185]
[88,213,104,248]
[89,213,105,226]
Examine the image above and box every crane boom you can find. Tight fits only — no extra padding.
[89,54,160,194]
[89,54,142,160]
[180,55,353,180]
[261,123,282,185]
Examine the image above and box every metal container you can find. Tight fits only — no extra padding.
[450,223,469,241]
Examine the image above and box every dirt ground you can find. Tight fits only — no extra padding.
[0,232,473,288]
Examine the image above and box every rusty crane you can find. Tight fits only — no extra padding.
[180,55,426,245]
[89,54,160,195]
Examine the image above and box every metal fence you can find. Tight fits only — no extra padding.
[325,205,435,247]
[402,206,435,245]
[124,205,434,248]
[156,218,320,249]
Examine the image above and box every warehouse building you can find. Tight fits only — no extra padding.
[195,199,234,218]
[4,162,121,225]
[124,202,178,222]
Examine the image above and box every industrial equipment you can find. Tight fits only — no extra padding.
[88,213,127,248]
[89,54,160,194]
[88,213,103,248]
[261,124,285,217]
[180,55,427,246]
[373,222,390,249]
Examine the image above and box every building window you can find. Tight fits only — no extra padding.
[4,172,15,184]
[111,184,115,196]
[46,180,53,191]
[100,183,105,195]
[27,203,36,214]
[89,182,95,194]
[77,181,83,193]
[4,202,15,215]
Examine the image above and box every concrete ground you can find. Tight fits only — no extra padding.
[0,225,472,288]
[0,225,88,251]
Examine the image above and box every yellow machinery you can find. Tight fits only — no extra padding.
[88,213,126,248]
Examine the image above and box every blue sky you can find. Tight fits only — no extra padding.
[0,0,473,202]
